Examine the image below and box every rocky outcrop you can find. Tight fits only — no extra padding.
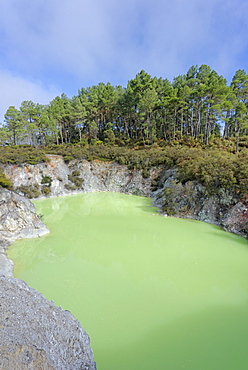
[221,200,248,237]
[0,277,96,370]
[2,155,160,198]
[0,187,96,369]
[0,187,49,278]
[0,187,49,243]
[1,155,248,238]
[152,168,248,238]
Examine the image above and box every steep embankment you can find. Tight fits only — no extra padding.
[2,154,159,197]
[0,186,96,369]
[2,154,248,238]
[0,187,49,277]
[152,168,248,238]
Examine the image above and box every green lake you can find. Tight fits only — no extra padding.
[7,192,248,370]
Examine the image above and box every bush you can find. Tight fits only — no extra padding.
[41,175,52,187]
[41,185,51,195]
[67,172,84,188]
[65,183,78,191]
[17,185,41,198]
[0,147,47,164]
[142,168,150,178]
[0,170,12,189]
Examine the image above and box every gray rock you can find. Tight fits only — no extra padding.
[0,277,96,370]
[0,187,49,243]
[2,157,247,237]
[0,187,96,369]
[221,201,248,238]
[2,156,159,198]
[151,169,248,238]
[0,187,50,278]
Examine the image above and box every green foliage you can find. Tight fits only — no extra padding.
[0,136,248,199]
[176,149,248,196]
[72,170,80,176]
[142,168,150,178]
[17,185,41,198]
[41,185,51,195]
[0,146,47,164]
[2,65,248,147]
[63,155,74,163]
[67,171,84,188]
[65,183,78,191]
[41,175,52,187]
[0,169,12,189]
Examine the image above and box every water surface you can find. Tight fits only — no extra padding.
[8,192,248,369]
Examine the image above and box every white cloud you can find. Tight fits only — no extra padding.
[0,69,61,124]
[0,0,247,102]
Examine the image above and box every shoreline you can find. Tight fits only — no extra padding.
[0,186,97,369]
[1,188,248,281]
[0,187,50,279]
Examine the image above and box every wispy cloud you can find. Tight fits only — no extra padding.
[0,69,60,124]
[0,0,247,122]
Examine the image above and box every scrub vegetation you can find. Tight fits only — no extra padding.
[0,65,248,198]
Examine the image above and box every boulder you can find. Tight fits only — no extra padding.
[0,277,96,370]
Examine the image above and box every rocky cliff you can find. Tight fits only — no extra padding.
[0,187,96,369]
[0,277,96,370]
[2,155,247,238]
[152,168,248,238]
[0,187,49,278]
[2,155,159,198]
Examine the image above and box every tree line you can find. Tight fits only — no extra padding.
[1,65,248,151]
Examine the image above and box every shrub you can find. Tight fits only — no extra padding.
[41,175,52,187]
[72,170,80,177]
[17,185,41,198]
[0,170,12,189]
[67,172,84,188]
[142,168,150,178]
[65,183,77,191]
[0,147,47,164]
[41,185,51,195]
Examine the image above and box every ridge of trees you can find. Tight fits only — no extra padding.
[1,65,248,151]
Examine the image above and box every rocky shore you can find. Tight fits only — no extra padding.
[0,186,96,369]
[0,187,50,278]
[1,155,248,238]
[0,277,96,370]
[152,168,248,239]
[0,155,247,369]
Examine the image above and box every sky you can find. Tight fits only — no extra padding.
[0,0,248,124]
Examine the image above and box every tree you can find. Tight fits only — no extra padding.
[104,123,115,146]
[20,100,43,146]
[230,70,248,150]
[48,94,74,144]
[126,70,159,143]
[0,126,10,145]
[71,96,86,142]
[4,106,23,145]
[138,88,158,144]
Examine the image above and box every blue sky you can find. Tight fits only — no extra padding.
[0,0,248,123]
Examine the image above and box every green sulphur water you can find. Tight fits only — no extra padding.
[7,192,248,370]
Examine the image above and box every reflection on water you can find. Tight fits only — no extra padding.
[8,192,248,370]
